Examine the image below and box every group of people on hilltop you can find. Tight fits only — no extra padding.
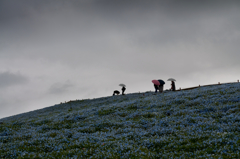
[154,80,175,93]
[113,86,126,96]
[113,79,176,96]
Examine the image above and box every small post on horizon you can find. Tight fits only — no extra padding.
[218,82,220,85]
[199,85,200,87]
[238,80,239,83]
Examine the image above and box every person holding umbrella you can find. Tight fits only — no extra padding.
[171,81,176,91]
[152,79,165,93]
[158,79,165,93]
[152,80,160,92]
[119,84,126,95]
[167,78,176,91]
[122,86,126,95]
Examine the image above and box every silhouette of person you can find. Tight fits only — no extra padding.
[121,86,126,95]
[154,84,159,93]
[171,81,176,91]
[113,90,120,96]
[158,79,165,93]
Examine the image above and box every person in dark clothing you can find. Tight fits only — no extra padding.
[171,81,176,91]
[113,90,120,96]
[158,79,165,93]
[154,84,159,93]
[121,86,126,95]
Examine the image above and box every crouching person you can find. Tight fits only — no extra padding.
[113,90,120,96]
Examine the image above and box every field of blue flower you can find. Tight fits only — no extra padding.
[0,83,240,158]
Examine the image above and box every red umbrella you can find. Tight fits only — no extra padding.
[152,80,160,85]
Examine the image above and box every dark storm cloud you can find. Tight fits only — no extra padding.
[0,72,28,88]
[0,0,74,21]
[0,1,42,22]
[1,0,239,21]
[1,0,239,71]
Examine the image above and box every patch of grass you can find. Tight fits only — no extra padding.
[94,122,113,131]
[78,127,96,133]
[142,113,156,118]
[98,109,115,116]
[127,104,138,110]
[173,99,186,105]
[185,101,201,107]
[49,132,58,138]
[32,119,52,126]
[118,112,128,117]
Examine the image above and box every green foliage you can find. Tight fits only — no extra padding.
[98,109,115,116]
[127,104,138,110]
[142,113,155,118]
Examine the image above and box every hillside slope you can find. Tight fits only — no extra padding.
[0,83,240,158]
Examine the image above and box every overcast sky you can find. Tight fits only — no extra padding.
[0,0,240,119]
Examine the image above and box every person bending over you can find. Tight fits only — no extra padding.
[113,90,120,96]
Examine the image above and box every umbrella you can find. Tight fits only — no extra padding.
[167,78,176,81]
[152,80,160,85]
[119,84,126,87]
[158,79,165,85]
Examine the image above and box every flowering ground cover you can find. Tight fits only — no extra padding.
[0,83,240,158]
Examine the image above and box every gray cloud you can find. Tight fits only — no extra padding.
[0,72,28,88]
[48,81,74,94]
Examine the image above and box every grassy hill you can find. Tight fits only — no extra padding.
[0,83,240,158]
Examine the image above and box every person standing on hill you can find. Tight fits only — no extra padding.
[158,79,165,93]
[121,86,126,95]
[171,81,176,91]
